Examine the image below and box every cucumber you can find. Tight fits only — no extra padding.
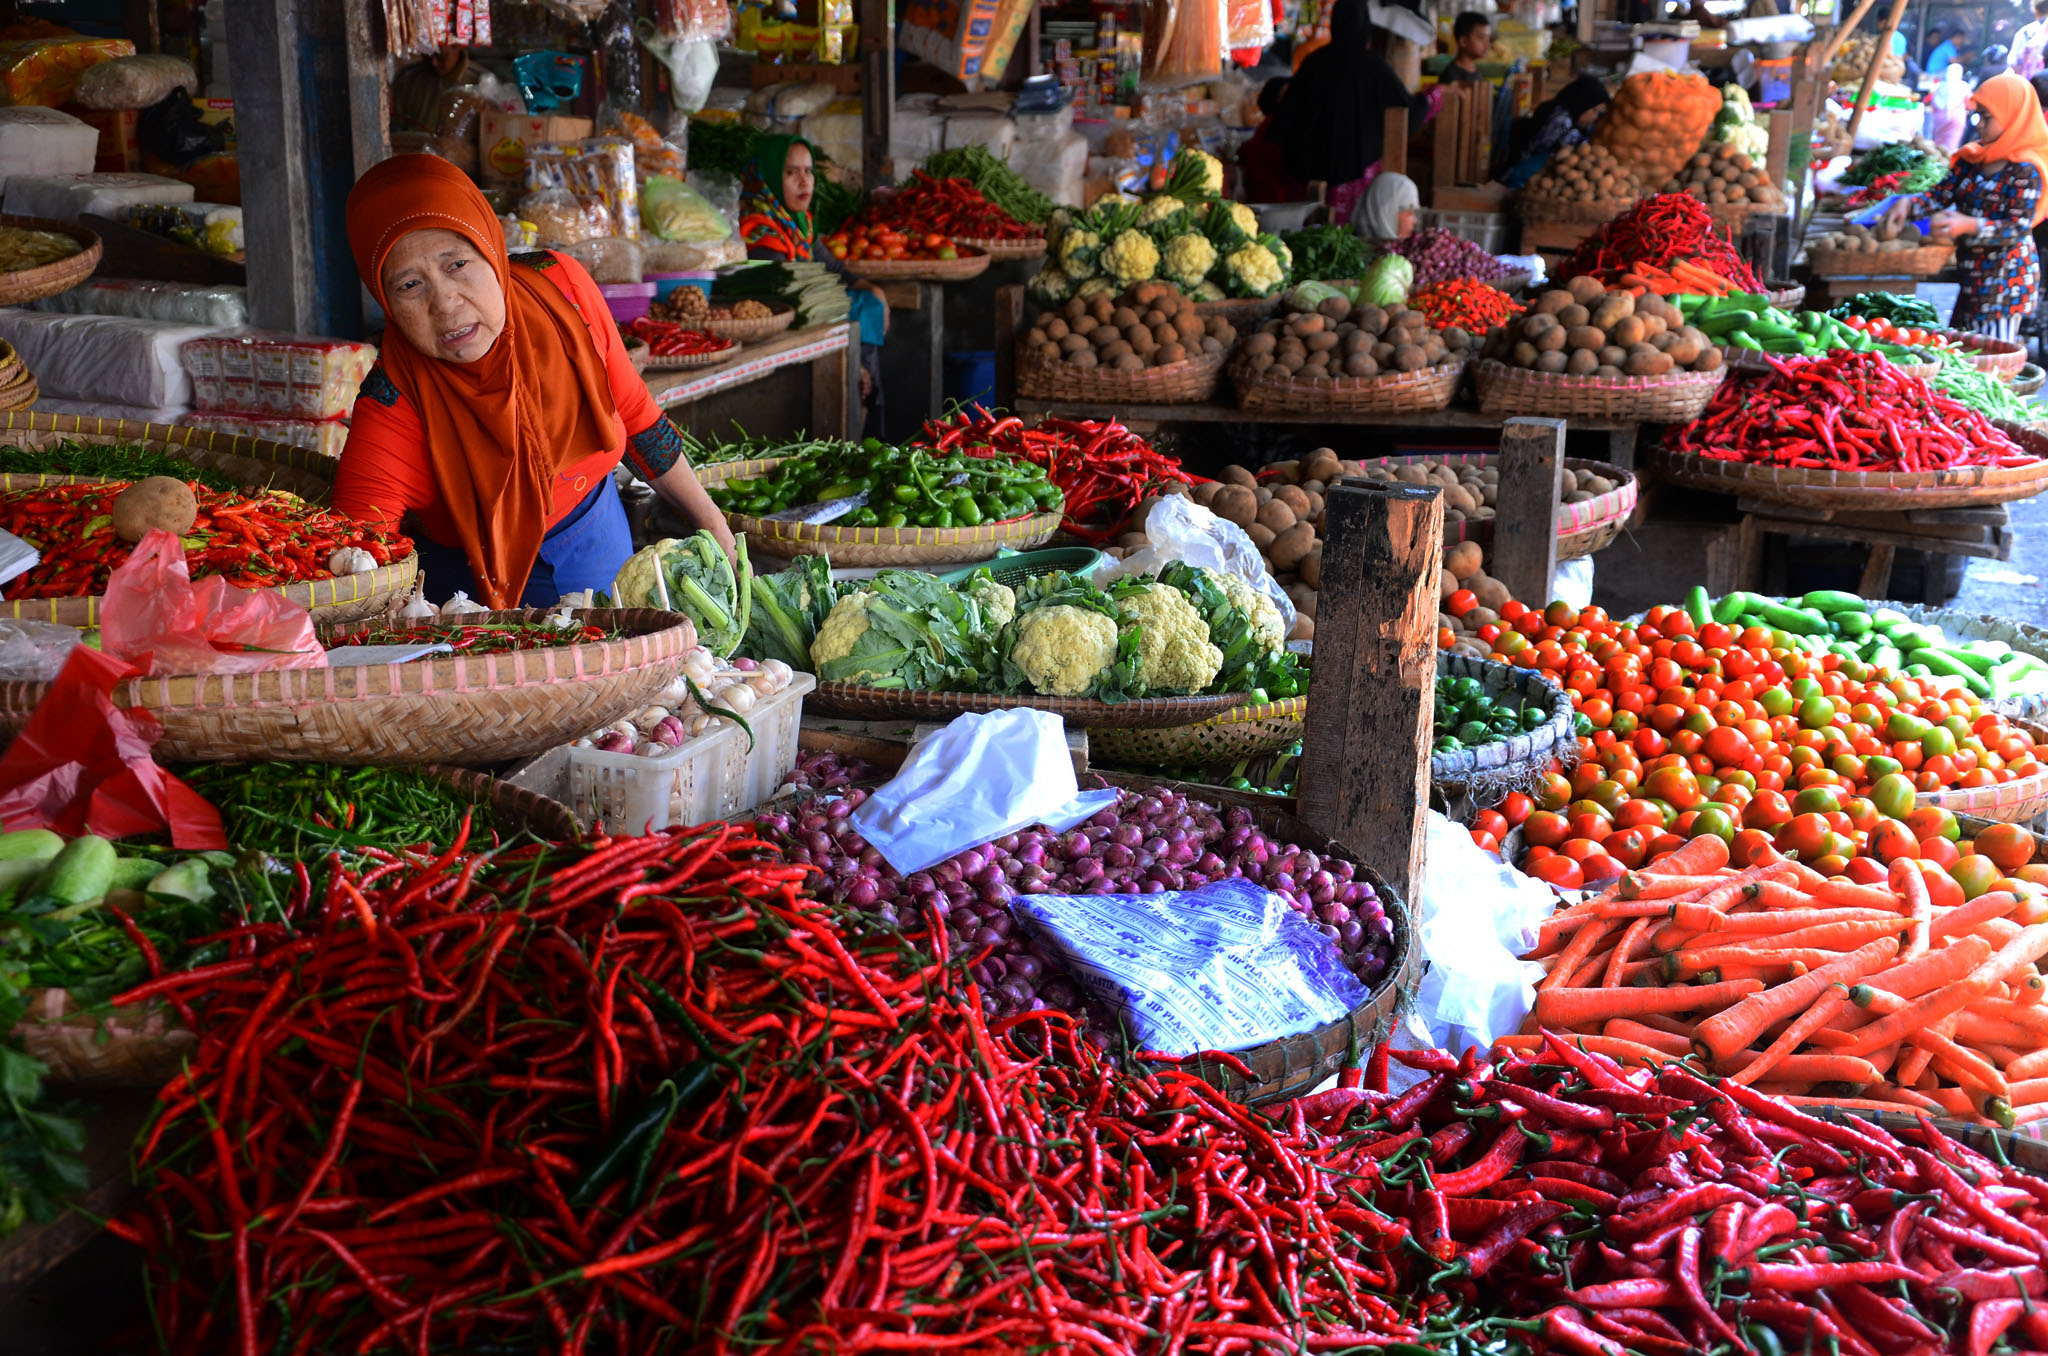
[109,857,163,891]
[1963,639,2013,662]
[0,828,62,862]
[1869,644,1904,673]
[1712,591,1753,625]
[146,859,214,906]
[1832,611,1873,638]
[1940,646,2000,677]
[1916,648,1991,696]
[1752,599,1830,636]
[1800,590,1867,616]
[1684,586,1713,627]
[32,834,116,908]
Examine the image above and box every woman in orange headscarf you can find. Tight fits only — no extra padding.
[336,155,734,608]
[1885,72,2048,339]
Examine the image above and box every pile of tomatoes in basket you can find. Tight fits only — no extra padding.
[823,223,963,263]
[1446,597,2048,892]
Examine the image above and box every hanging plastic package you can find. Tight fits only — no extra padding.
[849,709,1119,876]
[1012,878,1368,1055]
[639,16,722,113]
[595,0,642,117]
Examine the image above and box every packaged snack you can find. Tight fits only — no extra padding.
[181,411,350,458]
[181,331,377,420]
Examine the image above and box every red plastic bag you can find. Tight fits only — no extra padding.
[100,529,324,676]
[0,645,227,849]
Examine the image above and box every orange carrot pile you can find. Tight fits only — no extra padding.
[1519,833,2048,1127]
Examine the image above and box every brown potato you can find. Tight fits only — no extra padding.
[1446,540,1484,580]
[1247,521,1276,549]
[1221,463,1257,487]
[1269,521,1315,571]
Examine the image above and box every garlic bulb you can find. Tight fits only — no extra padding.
[556,590,596,609]
[399,592,437,623]
[441,591,489,617]
[329,546,378,576]
[719,685,757,715]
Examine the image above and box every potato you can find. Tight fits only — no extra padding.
[1269,521,1315,571]
[1567,347,1599,375]
[1445,539,1484,581]
[1118,531,1149,550]
[1274,485,1312,515]
[1394,344,1428,371]
[1439,566,1459,601]
[1468,573,1511,611]
[113,476,198,542]
[1304,449,1343,482]
[1567,276,1606,304]
[1565,325,1606,352]
[1221,464,1257,487]
[1112,353,1144,372]
[1533,289,1575,316]
[1255,486,1274,505]
[1211,483,1259,527]
[1191,480,1221,506]
[1299,542,1322,589]
[1247,521,1276,550]
[1610,316,1647,347]
[1461,606,1498,629]
[1442,483,1478,514]
[1395,463,1431,486]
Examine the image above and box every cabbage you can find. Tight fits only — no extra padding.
[1283,281,1348,312]
[1359,253,1413,307]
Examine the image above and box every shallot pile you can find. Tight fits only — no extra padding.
[1385,226,1512,290]
[577,650,796,757]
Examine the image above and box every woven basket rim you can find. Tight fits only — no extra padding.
[1930,326,2029,374]
[1016,345,1227,405]
[1473,357,1728,395]
[1430,652,1577,786]
[1351,451,1638,545]
[1649,426,2048,509]
[1918,714,2048,823]
[1516,192,1641,224]
[807,682,1252,729]
[698,452,1063,552]
[695,304,797,343]
[0,214,102,306]
[1230,354,1465,394]
[956,235,1046,260]
[642,342,739,370]
[0,412,342,492]
[1019,347,1228,381]
[842,249,991,282]
[1806,242,1954,276]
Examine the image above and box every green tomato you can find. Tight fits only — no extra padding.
[1798,694,1837,730]
[1920,725,1958,758]
[1692,806,1737,843]
[1887,712,1931,742]
[1870,772,1917,822]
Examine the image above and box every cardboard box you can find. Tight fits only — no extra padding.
[478,110,593,188]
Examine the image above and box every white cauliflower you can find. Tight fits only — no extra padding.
[1138,195,1185,228]
[1009,605,1120,696]
[967,577,1017,628]
[810,594,878,678]
[1213,570,1287,652]
[1119,585,1223,694]
[1100,230,1161,287]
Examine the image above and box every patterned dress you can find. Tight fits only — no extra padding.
[1923,160,2044,340]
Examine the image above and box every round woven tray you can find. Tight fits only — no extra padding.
[1917,715,2048,824]
[1727,347,1938,381]
[1431,653,1577,795]
[956,235,1046,261]
[1083,773,1420,1104]
[642,342,740,371]
[1358,452,1638,558]
[702,455,1063,566]
[841,248,991,282]
[1929,327,2029,377]
[1516,193,1639,226]
[807,683,1250,729]
[2014,364,2045,397]
[1194,296,1282,329]
[1806,243,1954,277]
[1230,356,1463,415]
[1885,602,2048,718]
[0,215,101,306]
[1472,358,1728,422]
[696,303,797,344]
[0,608,696,765]
[1648,419,2048,510]
[1016,347,1226,405]
[0,416,414,625]
[1765,282,1806,309]
[1088,696,1307,765]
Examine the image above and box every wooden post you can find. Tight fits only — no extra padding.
[860,0,895,189]
[1295,482,1444,912]
[1765,109,1793,198]
[1382,105,1408,179]
[993,284,1022,410]
[1846,0,1908,145]
[1490,418,1564,608]
[343,0,390,180]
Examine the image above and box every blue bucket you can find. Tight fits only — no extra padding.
[943,350,997,409]
[647,271,716,301]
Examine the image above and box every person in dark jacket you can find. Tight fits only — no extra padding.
[1440,11,1494,83]
[1271,0,1428,188]
[1501,75,1609,187]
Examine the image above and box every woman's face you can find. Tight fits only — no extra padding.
[1396,207,1419,237]
[381,227,505,364]
[1979,107,2007,143]
[782,143,816,215]
[1575,104,1603,129]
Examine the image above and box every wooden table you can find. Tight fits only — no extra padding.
[644,323,859,440]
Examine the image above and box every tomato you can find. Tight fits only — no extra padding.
[1644,832,1688,864]
[2019,863,2048,888]
[1561,837,1610,863]
[1915,859,1966,912]
[1606,826,1654,869]
[1529,856,1584,889]
[1537,772,1571,812]
[1690,806,1737,844]
[1522,811,1570,848]
[1472,809,1508,841]
[1742,790,1793,830]
[1948,854,2002,901]
[1867,819,1919,864]
[1759,687,1797,719]
[1870,772,1917,822]
[1809,854,1851,879]
[1585,779,1631,812]
[1702,726,1751,768]
[1791,785,1845,816]
[1921,724,1959,758]
[1498,792,1534,827]
[1568,811,1614,841]
[1580,855,1626,888]
[1918,836,1961,869]
[1776,813,1834,860]
[1643,765,1704,811]
[1975,823,2038,873]
[1905,806,1960,843]
[1842,855,1888,885]
[1613,799,1669,830]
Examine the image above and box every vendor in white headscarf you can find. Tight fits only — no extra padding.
[1356,172,1420,241]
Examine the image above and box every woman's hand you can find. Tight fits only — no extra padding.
[1934,211,1980,239]
[651,459,740,565]
[1881,198,1913,234]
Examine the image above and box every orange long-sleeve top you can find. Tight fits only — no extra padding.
[335,250,688,542]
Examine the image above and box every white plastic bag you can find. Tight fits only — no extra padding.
[1553,556,1593,613]
[850,709,1120,875]
[1106,497,1296,633]
[1929,65,1970,154]
[1403,812,1550,1061]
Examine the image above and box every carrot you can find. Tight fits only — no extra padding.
[1812,879,1905,911]
[1889,859,1932,960]
[1972,917,2026,947]
[1605,917,1653,988]
[1729,990,1849,1088]
[1910,1028,2009,1100]
[1832,937,2030,1059]
[1618,872,1734,901]
[1953,1009,2048,1050]
[1591,899,1693,920]
[1669,947,1847,981]
[1857,935,1992,999]
[1603,1018,1693,1055]
[1702,908,1902,937]
[1682,917,1908,959]
[1979,923,2048,986]
[1642,832,1731,878]
[2004,1048,2048,1082]
[1671,868,1796,932]
[1928,891,2020,944]
[1893,1010,1957,1089]
[1710,961,1814,985]
[1979,1043,2031,1070]
[1569,948,1618,989]
[1733,880,1826,912]
[2008,1078,2048,1107]
[1781,1095,1938,1115]
[1539,917,1615,994]
[1691,937,1900,1063]
[1493,1032,1680,1067]
[1720,1045,1882,1087]
[2009,1102,2048,1127]
[1532,977,1764,1027]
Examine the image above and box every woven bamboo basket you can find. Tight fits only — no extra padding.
[1693,197,1783,233]
[956,235,1046,261]
[1230,355,1463,415]
[1806,243,1954,277]
[807,683,1249,729]
[2014,364,2045,398]
[0,215,101,306]
[1918,716,2048,824]
[842,248,991,282]
[1354,452,1637,559]
[1516,193,1639,226]
[1194,296,1282,329]
[1081,773,1419,1103]
[1931,328,2029,377]
[1727,347,1938,381]
[1430,654,1577,794]
[0,372,37,411]
[697,303,797,344]
[642,342,740,371]
[1765,282,1806,309]
[0,608,696,765]
[1885,602,2048,718]
[1016,346,1227,404]
[1472,358,1728,421]
[1648,420,2048,511]
[1088,696,1307,765]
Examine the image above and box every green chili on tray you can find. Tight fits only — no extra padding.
[175,763,499,857]
[0,441,250,493]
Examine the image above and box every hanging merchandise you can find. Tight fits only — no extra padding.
[639,22,722,113]
[597,0,643,117]
[514,51,584,112]
[651,0,734,43]
[1147,0,1226,77]
[1226,0,1275,62]
[384,0,494,60]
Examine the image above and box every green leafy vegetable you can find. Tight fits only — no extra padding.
[611,531,751,657]
[922,144,1055,224]
[0,441,248,493]
[1281,225,1375,282]
[742,554,839,670]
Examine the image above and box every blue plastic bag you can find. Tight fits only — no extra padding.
[1848,194,1926,234]
[1010,878,1368,1056]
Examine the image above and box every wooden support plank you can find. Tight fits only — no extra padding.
[1846,0,1909,145]
[228,0,317,331]
[994,284,1023,410]
[1382,106,1408,179]
[1489,417,1564,608]
[812,322,859,438]
[1766,109,1792,196]
[1858,543,1897,597]
[343,0,390,180]
[860,0,895,189]
[1745,514,2009,561]
[1295,482,1442,911]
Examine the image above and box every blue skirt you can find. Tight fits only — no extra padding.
[415,474,633,607]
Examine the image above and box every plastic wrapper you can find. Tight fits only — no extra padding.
[0,619,82,681]
[1107,496,1295,634]
[0,642,225,851]
[611,110,687,179]
[654,0,734,41]
[900,0,1033,89]
[596,0,641,116]
[181,411,349,458]
[2,170,191,223]
[30,277,247,327]
[849,709,1120,876]
[641,235,744,272]
[1014,878,1369,1055]
[1012,131,1088,208]
[102,529,323,677]
[561,234,644,284]
[181,330,377,419]
[498,213,538,251]
[75,54,196,111]
[0,34,134,108]
[518,186,602,245]
[527,139,639,240]
[642,175,734,243]
[0,309,215,408]
[0,107,96,180]
[123,201,242,256]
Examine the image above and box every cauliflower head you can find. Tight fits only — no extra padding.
[1057,229,1103,276]
[1259,232,1293,275]
[1028,265,1074,305]
[1138,195,1185,228]
[1076,277,1116,300]
[1183,149,1224,196]
[1224,201,1260,240]
[1212,570,1287,652]
[1009,605,1120,696]
[1161,232,1218,290]
[1120,584,1223,694]
[966,577,1017,628]
[1221,243,1285,298]
[1190,280,1225,302]
[1100,230,1161,286]
[810,594,880,679]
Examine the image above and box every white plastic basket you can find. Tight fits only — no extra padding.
[1417,208,1509,255]
[735,671,816,811]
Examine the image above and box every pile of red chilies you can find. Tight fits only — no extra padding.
[923,407,1195,542]
[1563,193,1763,293]
[108,816,2048,1354]
[1669,350,2039,472]
[865,172,1038,242]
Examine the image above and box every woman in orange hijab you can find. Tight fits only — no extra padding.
[336,155,734,608]
[1885,72,2048,339]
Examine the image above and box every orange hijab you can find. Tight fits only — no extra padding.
[345,155,623,607]
[1954,72,2048,226]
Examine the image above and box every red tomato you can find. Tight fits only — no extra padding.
[1471,809,1508,841]
[1528,856,1584,889]
[1867,819,1919,864]
[1498,791,1535,827]
[1580,855,1626,889]
[1842,855,1888,885]
[1918,836,1961,869]
[1975,823,2038,873]
[1523,811,1571,848]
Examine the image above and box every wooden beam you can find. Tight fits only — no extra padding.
[1765,109,1792,198]
[1295,481,1443,912]
[1817,0,1881,71]
[993,284,1022,410]
[343,0,390,180]
[1382,105,1408,179]
[227,0,318,331]
[860,0,894,188]
[1846,0,1909,146]
[1489,417,1564,608]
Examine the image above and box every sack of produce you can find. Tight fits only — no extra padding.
[74,53,197,110]
[642,174,735,244]
[1591,69,1721,194]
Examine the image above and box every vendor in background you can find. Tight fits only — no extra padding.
[2013,0,2048,82]
[391,45,472,136]
[1883,72,2048,341]
[1500,75,1609,188]
[739,135,887,437]
[1439,12,1494,84]
[335,155,735,608]
[1238,78,1308,203]
[1356,172,1420,243]
[1926,25,1963,79]
[1272,0,1430,202]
